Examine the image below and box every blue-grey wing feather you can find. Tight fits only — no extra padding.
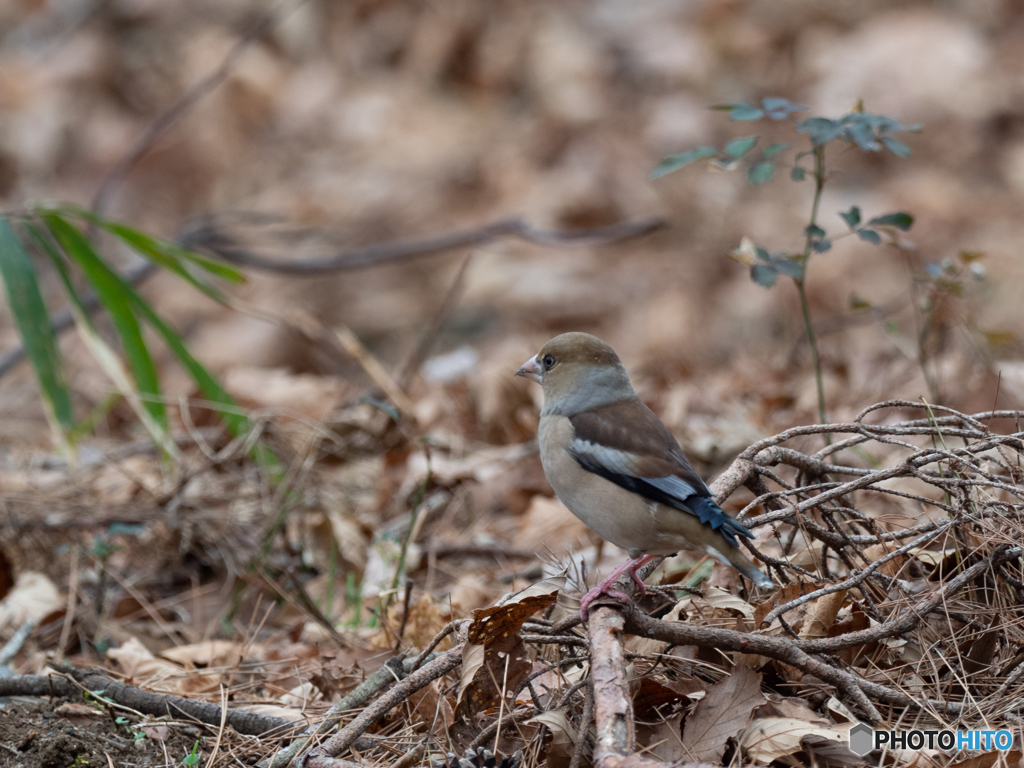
[568,437,753,547]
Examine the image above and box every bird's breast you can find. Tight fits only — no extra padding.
[538,413,670,554]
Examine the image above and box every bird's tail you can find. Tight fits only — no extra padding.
[712,544,774,589]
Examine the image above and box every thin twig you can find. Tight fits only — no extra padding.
[304,647,463,766]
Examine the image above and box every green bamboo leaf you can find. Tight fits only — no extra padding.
[27,221,180,459]
[43,214,167,430]
[59,207,244,288]
[0,218,74,440]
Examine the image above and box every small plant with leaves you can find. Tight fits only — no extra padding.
[0,205,276,465]
[653,97,920,427]
[182,741,202,767]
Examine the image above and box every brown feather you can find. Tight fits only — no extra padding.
[569,399,708,490]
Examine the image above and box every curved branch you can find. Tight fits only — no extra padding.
[178,215,667,275]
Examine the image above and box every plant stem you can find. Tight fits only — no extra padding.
[797,279,827,426]
[797,144,829,433]
[383,445,432,616]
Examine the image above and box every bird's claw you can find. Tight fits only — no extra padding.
[579,586,634,620]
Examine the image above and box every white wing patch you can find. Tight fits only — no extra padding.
[571,439,700,503]
[571,439,641,475]
[643,475,700,503]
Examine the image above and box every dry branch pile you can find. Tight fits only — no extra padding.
[3,400,1022,767]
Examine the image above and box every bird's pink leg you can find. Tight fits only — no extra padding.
[580,554,659,619]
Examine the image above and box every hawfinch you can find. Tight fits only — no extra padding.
[516,332,772,617]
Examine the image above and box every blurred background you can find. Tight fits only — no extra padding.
[3,0,1024,453]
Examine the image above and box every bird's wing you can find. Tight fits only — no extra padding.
[567,399,752,545]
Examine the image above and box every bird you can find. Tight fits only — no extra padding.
[515,332,772,618]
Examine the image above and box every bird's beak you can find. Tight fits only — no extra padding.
[515,354,542,383]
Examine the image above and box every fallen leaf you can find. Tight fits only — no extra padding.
[107,637,182,683]
[54,702,103,727]
[451,576,564,749]
[141,725,169,741]
[221,367,346,420]
[800,589,848,638]
[754,582,810,632]
[408,679,454,731]
[802,733,866,768]
[527,710,577,746]
[0,571,62,631]
[824,696,857,723]
[160,640,253,668]
[740,717,853,764]
[700,586,755,620]
[752,695,828,724]
[907,547,958,566]
[530,709,577,768]
[633,677,688,719]
[514,495,592,552]
[645,713,687,763]
[280,681,319,708]
[681,666,765,763]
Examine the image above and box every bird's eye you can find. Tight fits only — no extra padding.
[542,354,556,369]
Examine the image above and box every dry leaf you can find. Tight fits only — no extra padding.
[754,582,810,632]
[527,710,577,747]
[802,733,867,768]
[681,666,765,763]
[516,662,564,707]
[740,717,854,764]
[0,571,62,632]
[645,714,687,763]
[700,586,755,620]
[800,589,848,639]
[450,576,564,748]
[825,696,858,723]
[753,695,829,724]
[160,640,254,668]
[907,547,958,566]
[141,725,169,741]
[633,677,689,719]
[54,702,103,727]
[530,709,578,768]
[280,681,319,709]
[408,679,455,731]
[862,543,906,577]
[221,367,346,420]
[107,637,182,683]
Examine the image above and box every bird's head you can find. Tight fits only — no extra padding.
[515,332,636,414]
